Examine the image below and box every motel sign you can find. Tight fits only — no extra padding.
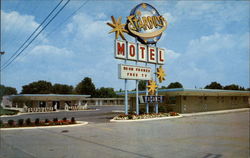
[115,40,165,65]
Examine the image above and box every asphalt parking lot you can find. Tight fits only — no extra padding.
[0,106,123,124]
[0,108,249,158]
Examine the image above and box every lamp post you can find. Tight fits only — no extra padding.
[0,51,5,86]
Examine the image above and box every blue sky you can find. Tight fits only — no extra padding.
[1,0,249,92]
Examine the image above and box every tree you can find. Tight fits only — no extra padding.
[0,85,17,100]
[21,80,53,94]
[95,87,117,98]
[52,84,73,94]
[75,77,96,96]
[224,84,240,90]
[159,86,167,89]
[204,82,223,89]
[167,82,183,89]
[138,80,147,91]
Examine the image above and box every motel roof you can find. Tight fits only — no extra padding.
[117,88,250,97]
[6,94,91,101]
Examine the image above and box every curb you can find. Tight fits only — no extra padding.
[181,108,250,117]
[110,115,183,123]
[0,121,88,130]
[0,109,99,117]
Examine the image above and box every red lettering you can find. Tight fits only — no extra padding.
[117,42,125,55]
[139,46,145,58]
[150,48,155,61]
[159,50,164,62]
[129,45,135,57]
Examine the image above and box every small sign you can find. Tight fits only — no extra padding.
[118,64,151,80]
[139,96,164,103]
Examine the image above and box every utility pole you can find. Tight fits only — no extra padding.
[0,51,5,86]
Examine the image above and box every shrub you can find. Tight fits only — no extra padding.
[71,117,75,123]
[25,118,31,125]
[8,120,15,126]
[45,119,49,123]
[53,118,58,122]
[128,115,133,119]
[18,119,24,126]
[169,112,179,116]
[0,120,3,127]
[35,118,40,125]
[62,117,67,122]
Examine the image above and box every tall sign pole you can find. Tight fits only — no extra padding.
[107,3,167,115]
[135,38,139,115]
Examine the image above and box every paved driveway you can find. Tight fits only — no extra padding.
[0,106,123,124]
[0,110,249,158]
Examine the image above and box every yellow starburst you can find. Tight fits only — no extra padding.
[156,66,166,83]
[147,80,158,95]
[141,3,147,9]
[107,16,128,40]
[136,10,142,16]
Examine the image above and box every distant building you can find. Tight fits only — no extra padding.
[127,88,250,113]
[1,94,125,113]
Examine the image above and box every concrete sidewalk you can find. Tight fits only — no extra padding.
[182,108,249,117]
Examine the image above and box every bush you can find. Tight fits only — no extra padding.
[25,118,31,125]
[71,117,75,123]
[62,117,67,121]
[53,118,58,122]
[18,119,24,126]
[169,112,179,116]
[0,120,3,127]
[8,120,15,126]
[35,118,40,125]
[45,119,49,123]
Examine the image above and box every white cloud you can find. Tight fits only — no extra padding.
[2,10,38,32]
[30,45,73,56]
[162,12,176,24]
[168,32,249,88]
[174,1,249,31]
[1,10,48,53]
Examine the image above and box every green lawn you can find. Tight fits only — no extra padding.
[0,107,19,116]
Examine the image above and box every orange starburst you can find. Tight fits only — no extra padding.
[107,16,128,40]
[156,66,166,83]
[147,80,158,95]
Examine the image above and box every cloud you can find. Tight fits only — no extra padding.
[174,1,249,31]
[2,10,38,33]
[1,10,48,63]
[168,32,249,88]
[162,12,176,24]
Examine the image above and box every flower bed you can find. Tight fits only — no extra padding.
[113,112,179,120]
[0,117,77,128]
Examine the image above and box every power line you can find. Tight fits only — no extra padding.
[18,0,89,61]
[1,0,64,68]
[47,0,89,37]
[1,0,71,71]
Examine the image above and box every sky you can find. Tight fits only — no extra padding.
[1,0,249,93]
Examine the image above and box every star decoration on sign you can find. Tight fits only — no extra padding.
[107,16,128,40]
[136,10,142,17]
[147,80,158,95]
[141,3,147,9]
[156,66,166,83]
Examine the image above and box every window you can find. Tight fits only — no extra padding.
[168,97,176,104]
[204,96,207,100]
[183,96,187,100]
